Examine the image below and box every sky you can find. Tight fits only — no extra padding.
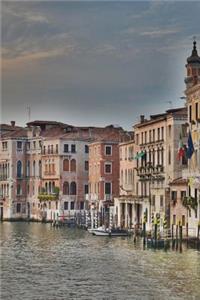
[1,1,200,130]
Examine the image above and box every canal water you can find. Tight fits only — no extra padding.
[0,223,200,300]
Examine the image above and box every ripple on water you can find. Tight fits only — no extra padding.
[1,222,200,300]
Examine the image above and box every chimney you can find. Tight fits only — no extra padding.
[140,115,145,123]
[11,121,15,127]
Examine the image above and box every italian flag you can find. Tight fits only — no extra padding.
[178,133,185,160]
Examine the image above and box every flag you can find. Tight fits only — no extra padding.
[134,151,145,160]
[186,131,194,159]
[178,133,185,160]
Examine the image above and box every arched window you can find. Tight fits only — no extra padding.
[49,182,52,194]
[70,182,76,195]
[63,159,69,171]
[45,182,48,193]
[26,160,30,177]
[39,160,42,177]
[63,182,69,195]
[70,159,76,172]
[17,184,21,195]
[52,181,55,193]
[17,161,22,178]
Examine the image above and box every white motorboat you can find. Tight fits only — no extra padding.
[92,227,130,237]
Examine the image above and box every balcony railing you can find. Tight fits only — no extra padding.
[136,164,164,177]
[38,193,59,201]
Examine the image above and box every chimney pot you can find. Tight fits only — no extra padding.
[140,115,145,123]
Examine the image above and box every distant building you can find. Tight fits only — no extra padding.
[88,127,131,225]
[183,40,200,235]
[0,123,28,219]
[0,120,129,222]
[114,139,137,228]
[133,108,187,231]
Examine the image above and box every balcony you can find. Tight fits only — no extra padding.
[0,175,9,181]
[38,193,59,202]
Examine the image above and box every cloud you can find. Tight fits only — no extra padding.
[140,28,180,38]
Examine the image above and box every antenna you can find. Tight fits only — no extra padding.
[27,106,31,121]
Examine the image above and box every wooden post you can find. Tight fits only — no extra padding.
[179,223,183,244]
[143,222,146,245]
[154,223,157,248]
[197,223,200,240]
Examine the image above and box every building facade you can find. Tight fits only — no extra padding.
[133,109,187,231]
[183,40,200,235]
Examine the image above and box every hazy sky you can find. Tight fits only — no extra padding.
[1,1,200,130]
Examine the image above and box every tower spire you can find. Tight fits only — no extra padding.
[185,38,200,88]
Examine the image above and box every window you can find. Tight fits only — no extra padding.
[80,201,84,210]
[196,102,199,121]
[71,144,76,153]
[160,195,163,207]
[49,202,51,209]
[85,145,89,153]
[157,128,160,141]
[64,144,69,153]
[153,129,155,142]
[84,184,88,194]
[149,130,152,143]
[161,127,164,140]
[152,195,155,207]
[17,161,22,178]
[105,163,112,174]
[33,161,36,177]
[17,184,21,195]
[70,201,74,210]
[17,141,22,150]
[171,191,177,201]
[70,182,76,195]
[56,201,58,210]
[168,147,171,165]
[16,203,21,213]
[48,145,50,154]
[189,105,192,123]
[39,160,42,177]
[136,134,139,145]
[144,131,147,144]
[181,191,186,200]
[64,201,68,210]
[26,142,30,150]
[63,182,69,195]
[168,125,171,138]
[56,144,58,154]
[85,161,89,171]
[105,145,112,155]
[33,141,36,149]
[70,159,76,172]
[181,124,187,137]
[51,145,53,154]
[63,159,69,171]
[2,142,8,151]
[43,146,46,154]
[105,182,111,195]
[26,160,30,177]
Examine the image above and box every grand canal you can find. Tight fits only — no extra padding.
[0,222,200,300]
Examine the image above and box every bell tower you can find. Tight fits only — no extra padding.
[185,39,200,89]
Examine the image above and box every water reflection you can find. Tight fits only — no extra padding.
[1,223,200,300]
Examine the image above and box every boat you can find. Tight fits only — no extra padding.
[92,227,130,237]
